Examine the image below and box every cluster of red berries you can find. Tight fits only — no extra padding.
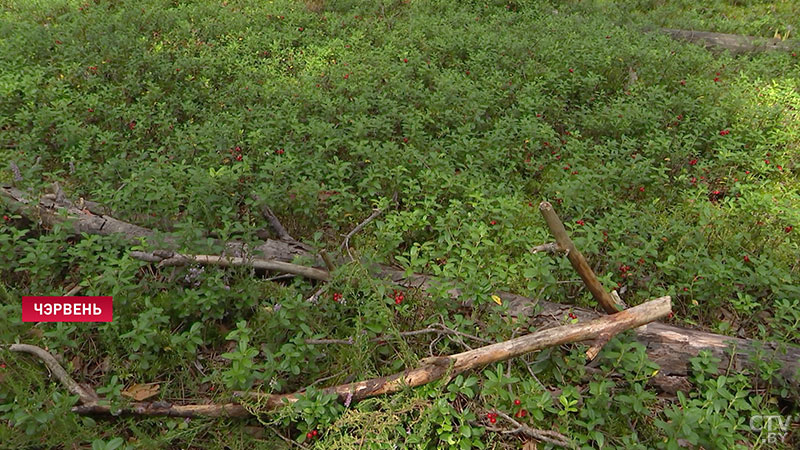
[568,312,577,320]
[305,429,319,440]
[689,158,697,166]
[333,292,343,302]
[88,66,98,73]
[275,148,285,155]
[785,226,793,233]
[575,220,585,226]
[719,129,730,136]
[486,411,499,424]
[229,146,243,161]
[392,290,404,305]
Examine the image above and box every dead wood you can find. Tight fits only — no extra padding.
[386,270,800,399]
[1,184,320,268]
[240,297,670,411]
[129,251,330,282]
[660,28,798,53]
[6,344,99,404]
[539,201,619,314]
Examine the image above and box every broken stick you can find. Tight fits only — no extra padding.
[538,201,619,314]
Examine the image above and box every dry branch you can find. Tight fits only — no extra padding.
[660,28,798,53]
[539,201,619,314]
[14,298,668,419]
[242,297,670,411]
[71,402,251,418]
[129,251,330,282]
[488,410,573,448]
[6,344,99,404]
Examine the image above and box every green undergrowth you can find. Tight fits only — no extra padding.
[1,0,798,448]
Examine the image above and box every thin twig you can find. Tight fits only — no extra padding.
[341,207,386,261]
[271,427,309,449]
[493,410,573,448]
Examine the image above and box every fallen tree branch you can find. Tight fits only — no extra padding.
[384,269,800,400]
[129,251,330,282]
[539,201,619,314]
[1,185,314,265]
[22,297,668,419]
[489,410,573,448]
[71,401,251,418]
[239,296,670,412]
[660,28,798,53]
[6,344,98,404]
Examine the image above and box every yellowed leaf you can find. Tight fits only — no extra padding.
[121,383,160,401]
[491,295,502,306]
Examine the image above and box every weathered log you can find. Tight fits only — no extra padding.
[71,402,251,418]
[660,28,798,53]
[1,185,318,265]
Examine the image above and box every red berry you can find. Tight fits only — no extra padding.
[689,159,697,165]
[235,155,243,161]
[298,27,304,31]
[489,417,496,424]
[0,364,5,369]
[312,430,318,437]
[713,77,720,82]
[639,186,645,192]
[576,220,584,226]
[403,58,408,63]
[490,220,497,225]
[743,255,750,263]
[680,80,686,85]
[569,68,574,73]
[514,399,521,405]
[306,432,313,439]
[395,297,402,305]
[785,226,793,233]
[2,215,8,222]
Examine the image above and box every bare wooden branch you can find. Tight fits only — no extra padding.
[539,202,619,314]
[6,344,99,404]
[242,297,670,411]
[130,251,330,282]
[60,297,670,419]
[491,410,572,448]
[660,28,798,53]
[341,207,385,260]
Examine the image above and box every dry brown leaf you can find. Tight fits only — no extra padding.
[121,383,160,401]
[522,440,538,450]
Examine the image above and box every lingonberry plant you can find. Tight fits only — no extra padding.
[1,0,798,448]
